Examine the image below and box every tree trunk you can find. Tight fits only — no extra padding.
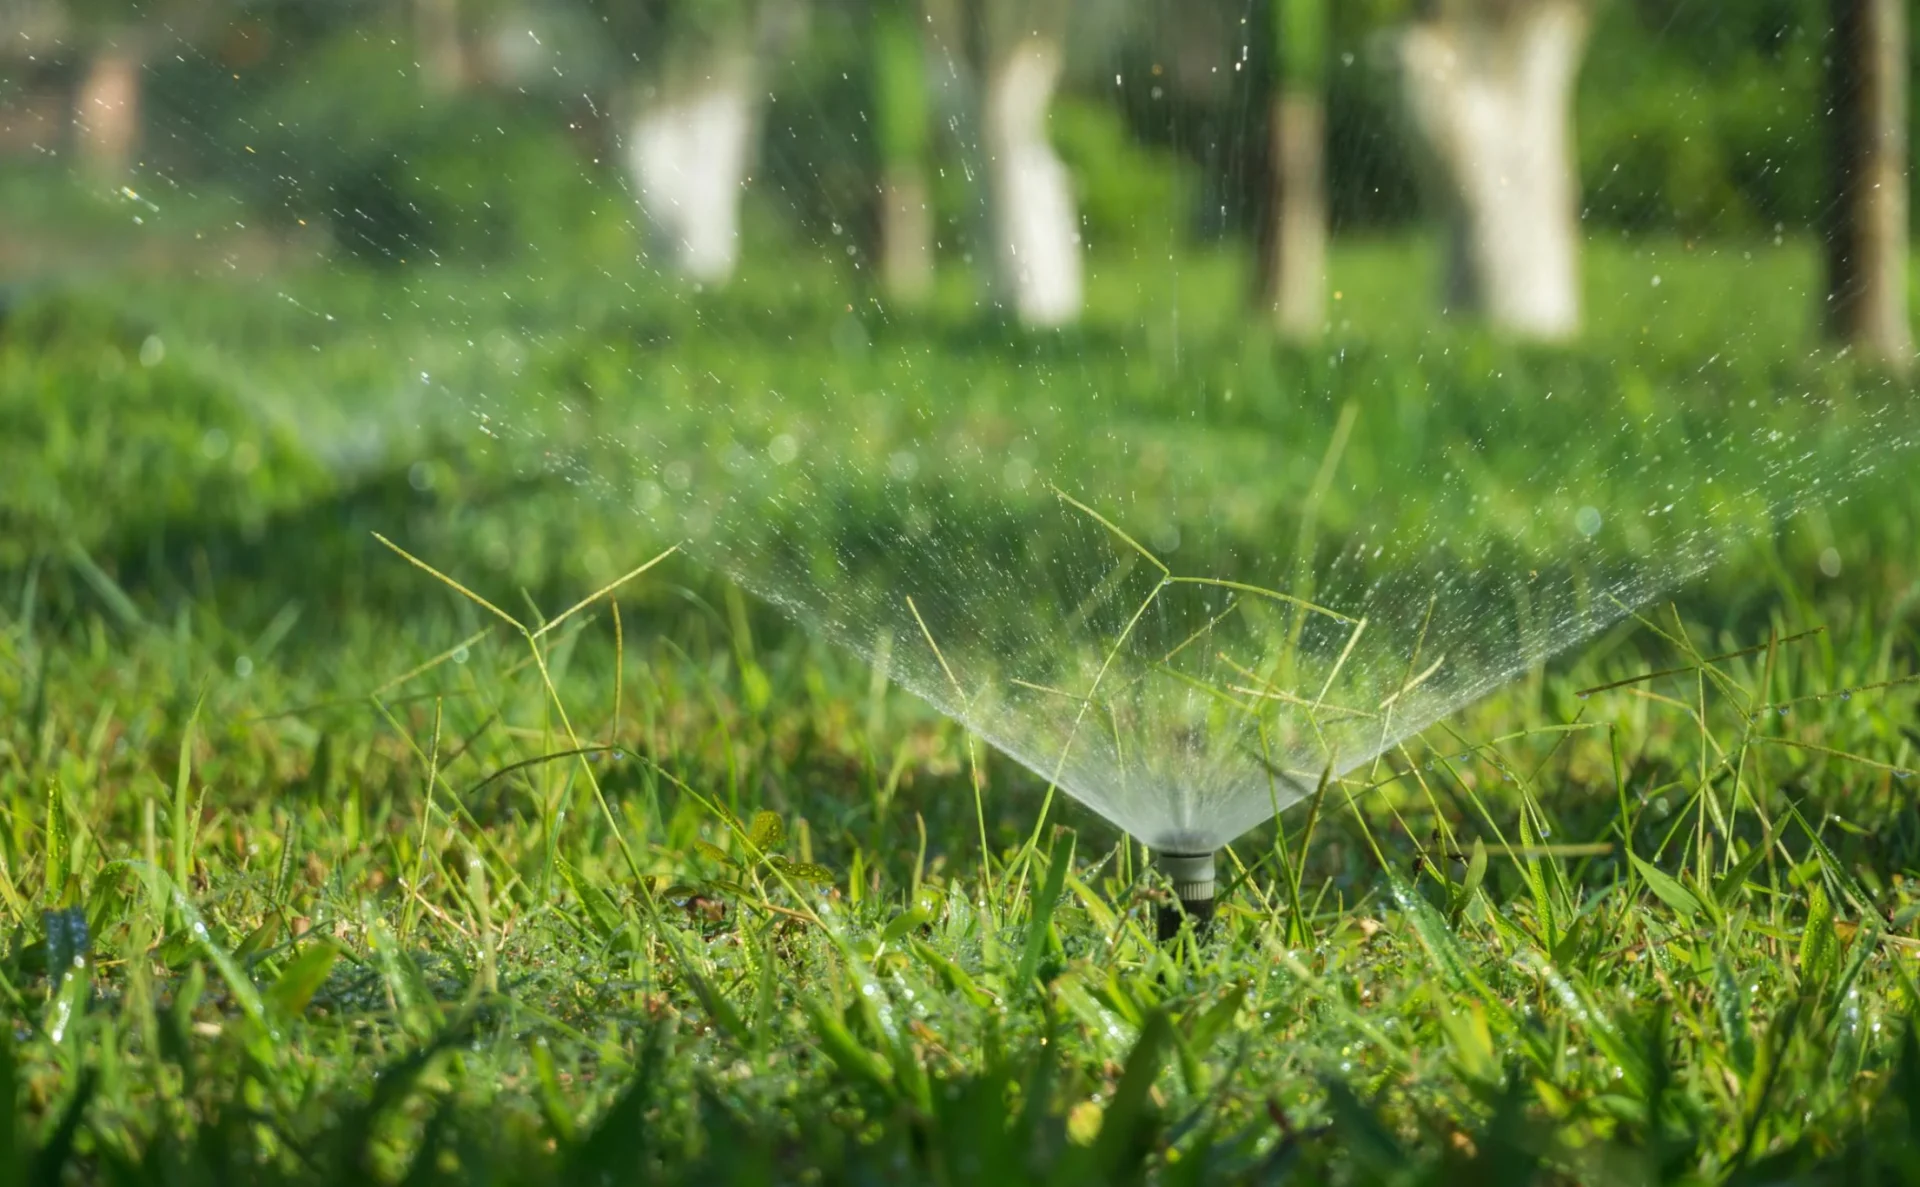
[1264,94,1327,337]
[415,0,468,94]
[73,45,141,178]
[1397,0,1587,340]
[1824,0,1912,367]
[880,168,935,301]
[1259,0,1329,338]
[981,35,1081,326]
[873,5,935,303]
[624,54,759,285]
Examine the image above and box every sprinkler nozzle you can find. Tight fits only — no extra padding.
[1154,850,1216,941]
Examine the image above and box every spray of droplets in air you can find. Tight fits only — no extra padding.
[15,0,1919,855]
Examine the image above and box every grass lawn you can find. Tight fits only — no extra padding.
[3,228,1920,1184]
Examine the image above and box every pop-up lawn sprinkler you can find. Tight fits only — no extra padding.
[1155,849,1216,941]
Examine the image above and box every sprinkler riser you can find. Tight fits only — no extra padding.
[1154,849,1216,941]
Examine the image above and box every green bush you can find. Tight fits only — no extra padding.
[235,29,625,264]
[1577,0,1825,233]
[0,297,332,570]
[1052,97,1200,250]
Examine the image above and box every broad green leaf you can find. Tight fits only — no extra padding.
[694,840,734,868]
[1630,853,1702,920]
[1712,950,1754,1079]
[1549,911,1590,967]
[267,942,339,1017]
[1437,1004,1499,1086]
[908,938,993,1008]
[1171,1022,1208,1097]
[747,810,784,853]
[1714,833,1772,905]
[1318,1079,1407,1175]
[44,778,70,905]
[233,919,279,961]
[1387,870,1473,991]
[1185,984,1247,1051]
[119,861,267,1032]
[558,858,624,940]
[1518,805,1556,948]
[805,999,893,1093]
[1053,971,1135,1058]
[1095,969,1149,1030]
[1829,927,1878,1012]
[1091,1010,1172,1179]
[660,928,750,1046]
[767,856,837,885]
[1462,838,1488,898]
[1066,872,1117,932]
[1015,831,1073,990]
[879,907,932,946]
[530,1037,576,1143]
[1799,882,1837,985]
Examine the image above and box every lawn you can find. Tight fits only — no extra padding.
[3,226,1920,1184]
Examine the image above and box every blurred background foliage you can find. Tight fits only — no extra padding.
[0,0,1898,267]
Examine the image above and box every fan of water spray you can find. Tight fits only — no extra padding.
[502,349,1915,875]
[10,0,1918,919]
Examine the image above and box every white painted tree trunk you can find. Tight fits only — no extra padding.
[74,46,141,178]
[1265,92,1327,337]
[415,0,468,93]
[625,55,758,285]
[981,36,1081,326]
[1398,1,1587,339]
[880,168,936,302]
[1824,0,1912,368]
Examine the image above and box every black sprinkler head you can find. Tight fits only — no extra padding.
[1154,850,1216,941]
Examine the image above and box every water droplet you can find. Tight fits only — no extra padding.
[1840,690,1851,701]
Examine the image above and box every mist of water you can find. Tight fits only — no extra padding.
[11,0,1918,858]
